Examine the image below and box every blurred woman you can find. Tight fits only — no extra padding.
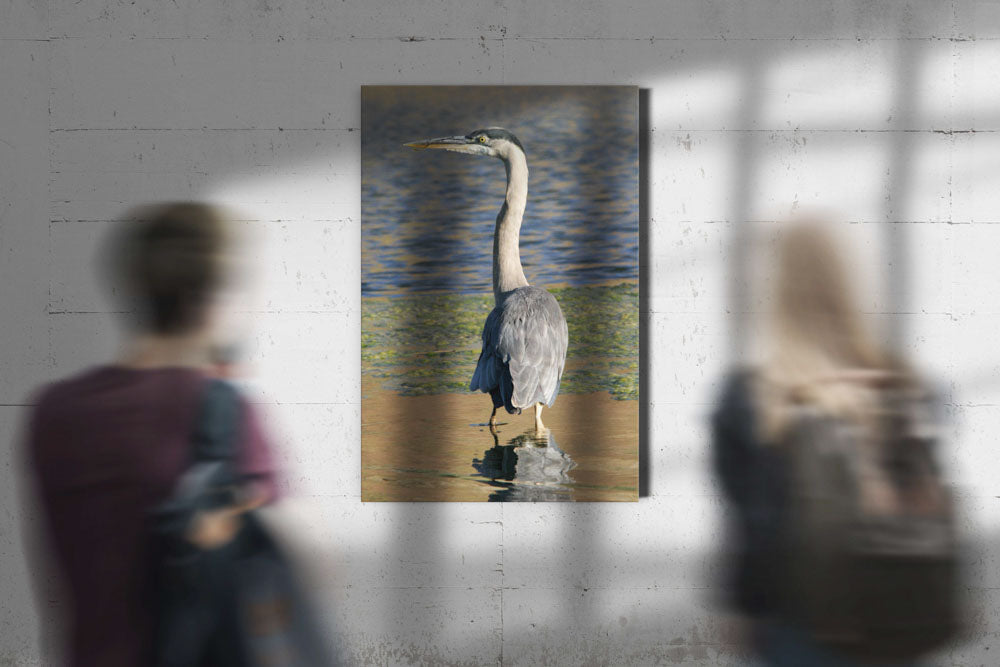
[711,220,951,666]
[22,203,279,666]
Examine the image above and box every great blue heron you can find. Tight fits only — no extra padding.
[405,128,569,432]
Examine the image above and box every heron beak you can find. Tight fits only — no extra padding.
[404,136,483,155]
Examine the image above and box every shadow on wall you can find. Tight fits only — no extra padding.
[251,38,975,662]
[31,13,992,662]
[638,88,651,499]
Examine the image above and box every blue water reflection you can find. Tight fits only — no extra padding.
[362,86,639,296]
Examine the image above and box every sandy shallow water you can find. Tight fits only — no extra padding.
[362,378,638,502]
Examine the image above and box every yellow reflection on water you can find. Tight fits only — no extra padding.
[361,378,638,502]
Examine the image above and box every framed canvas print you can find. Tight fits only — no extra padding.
[362,85,638,501]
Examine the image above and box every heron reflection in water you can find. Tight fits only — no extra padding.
[406,128,569,432]
[471,428,576,502]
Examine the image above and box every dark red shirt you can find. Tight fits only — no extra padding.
[24,365,280,667]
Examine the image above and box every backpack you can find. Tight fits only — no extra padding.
[779,379,961,661]
[149,379,336,666]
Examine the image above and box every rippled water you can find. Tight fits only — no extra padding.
[362,86,638,296]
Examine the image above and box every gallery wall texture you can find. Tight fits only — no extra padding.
[2,1,999,664]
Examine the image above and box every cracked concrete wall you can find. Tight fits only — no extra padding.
[2,1,999,664]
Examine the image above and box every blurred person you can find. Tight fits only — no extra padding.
[711,220,961,666]
[20,203,281,666]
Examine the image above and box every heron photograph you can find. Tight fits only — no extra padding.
[361,86,638,502]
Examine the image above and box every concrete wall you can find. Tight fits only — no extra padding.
[2,1,999,664]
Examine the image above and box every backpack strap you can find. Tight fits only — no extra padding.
[190,378,243,465]
[158,379,244,520]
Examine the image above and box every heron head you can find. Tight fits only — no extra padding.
[405,127,524,161]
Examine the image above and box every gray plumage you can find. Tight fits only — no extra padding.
[406,127,569,419]
[471,286,568,414]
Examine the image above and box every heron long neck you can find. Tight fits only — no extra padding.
[494,148,529,304]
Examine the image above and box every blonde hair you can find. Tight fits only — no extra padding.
[757,220,903,441]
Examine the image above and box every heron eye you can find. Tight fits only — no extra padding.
[478,135,487,144]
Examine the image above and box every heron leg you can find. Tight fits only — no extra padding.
[534,403,545,433]
[489,406,498,429]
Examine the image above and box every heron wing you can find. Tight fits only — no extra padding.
[470,307,514,409]
[471,287,568,411]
